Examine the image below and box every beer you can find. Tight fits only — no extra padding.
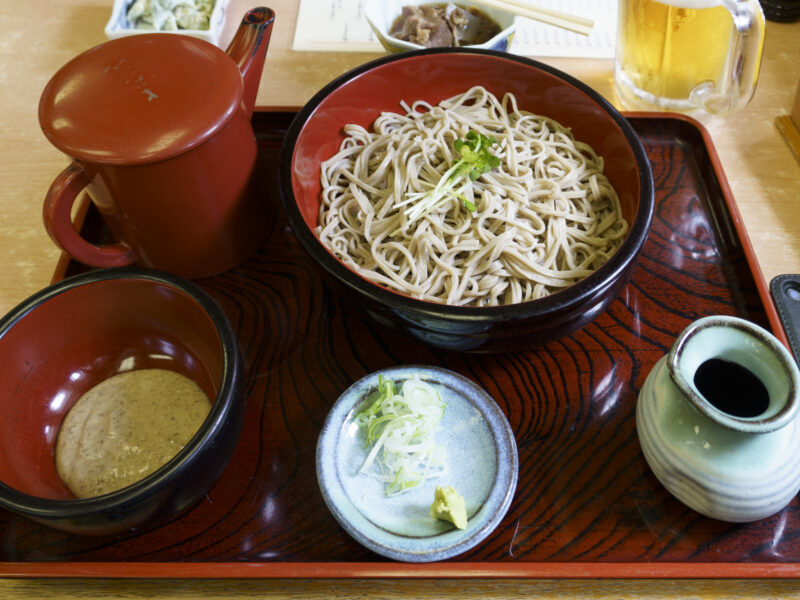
[614,0,763,112]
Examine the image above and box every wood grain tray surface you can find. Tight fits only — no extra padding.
[1,111,794,579]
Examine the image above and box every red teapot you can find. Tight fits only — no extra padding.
[39,7,275,279]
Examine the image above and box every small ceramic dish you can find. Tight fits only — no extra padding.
[364,0,517,53]
[316,365,518,562]
[105,0,230,47]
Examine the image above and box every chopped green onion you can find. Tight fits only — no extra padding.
[354,375,447,496]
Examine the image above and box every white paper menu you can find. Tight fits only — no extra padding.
[292,0,618,59]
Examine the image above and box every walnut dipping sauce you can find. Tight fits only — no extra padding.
[390,3,502,47]
[55,368,211,498]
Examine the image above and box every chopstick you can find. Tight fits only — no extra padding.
[470,0,595,37]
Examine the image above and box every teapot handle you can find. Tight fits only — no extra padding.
[43,162,136,268]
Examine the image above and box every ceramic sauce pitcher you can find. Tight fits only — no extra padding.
[39,7,275,279]
[637,315,800,522]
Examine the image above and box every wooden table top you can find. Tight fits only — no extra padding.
[1,1,799,597]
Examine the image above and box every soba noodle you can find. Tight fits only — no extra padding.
[317,86,629,307]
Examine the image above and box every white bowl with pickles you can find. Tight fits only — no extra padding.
[105,0,231,46]
[316,365,518,562]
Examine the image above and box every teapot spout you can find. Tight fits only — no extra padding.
[226,7,275,119]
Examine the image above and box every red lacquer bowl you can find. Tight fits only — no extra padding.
[280,48,654,353]
[0,268,244,535]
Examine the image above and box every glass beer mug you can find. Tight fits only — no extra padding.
[614,0,766,114]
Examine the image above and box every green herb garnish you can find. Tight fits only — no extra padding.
[401,131,500,225]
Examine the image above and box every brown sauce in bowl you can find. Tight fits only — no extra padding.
[390,3,502,48]
[55,368,211,498]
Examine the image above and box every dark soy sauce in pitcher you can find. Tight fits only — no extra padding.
[693,358,770,418]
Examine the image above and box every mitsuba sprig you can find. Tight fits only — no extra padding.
[399,130,500,225]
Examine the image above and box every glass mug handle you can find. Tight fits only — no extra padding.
[43,162,136,268]
[692,0,766,113]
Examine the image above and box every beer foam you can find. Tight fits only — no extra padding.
[653,0,723,7]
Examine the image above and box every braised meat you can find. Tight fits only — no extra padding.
[389,3,502,48]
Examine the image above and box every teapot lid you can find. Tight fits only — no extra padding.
[38,34,243,165]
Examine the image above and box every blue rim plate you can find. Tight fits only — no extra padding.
[316,365,518,562]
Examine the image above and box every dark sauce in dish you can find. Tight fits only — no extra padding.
[693,358,770,418]
[390,3,502,48]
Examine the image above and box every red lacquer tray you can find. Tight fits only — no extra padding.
[2,111,795,579]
